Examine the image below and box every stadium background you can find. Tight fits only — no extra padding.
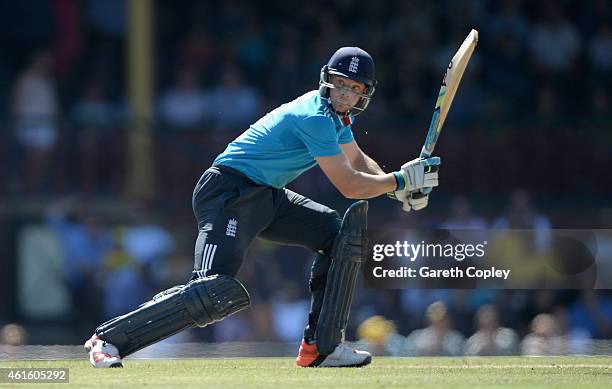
[0,0,610,357]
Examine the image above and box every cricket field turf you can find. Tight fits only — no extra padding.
[1,357,611,388]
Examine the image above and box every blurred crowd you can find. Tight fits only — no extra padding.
[0,0,611,351]
[1,190,611,354]
[0,0,610,199]
[355,294,612,357]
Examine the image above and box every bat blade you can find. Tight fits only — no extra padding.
[420,29,478,158]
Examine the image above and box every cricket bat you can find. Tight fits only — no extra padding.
[415,28,478,197]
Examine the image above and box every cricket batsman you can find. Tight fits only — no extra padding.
[84,47,441,368]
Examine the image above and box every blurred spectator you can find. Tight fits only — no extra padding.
[236,18,270,81]
[568,291,612,339]
[587,23,612,119]
[72,79,116,128]
[86,0,125,39]
[357,315,401,356]
[213,312,255,342]
[520,313,564,355]
[81,0,125,98]
[252,304,280,342]
[588,22,612,78]
[10,50,60,194]
[71,79,118,193]
[492,189,551,252]
[268,38,304,103]
[552,306,592,355]
[208,65,261,131]
[178,27,217,70]
[529,2,581,75]
[100,231,152,319]
[270,282,309,342]
[405,301,465,356]
[485,0,528,46]
[157,65,214,202]
[0,323,27,346]
[121,203,175,286]
[440,196,487,229]
[483,0,531,120]
[528,2,581,120]
[213,303,276,342]
[0,323,28,359]
[464,304,518,356]
[158,66,210,128]
[45,199,114,324]
[399,289,453,332]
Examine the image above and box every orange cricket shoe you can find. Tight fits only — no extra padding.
[296,339,372,368]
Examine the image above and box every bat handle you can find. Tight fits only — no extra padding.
[411,187,432,199]
[410,191,427,200]
[411,164,436,199]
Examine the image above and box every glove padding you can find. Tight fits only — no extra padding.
[393,157,440,201]
[401,191,430,212]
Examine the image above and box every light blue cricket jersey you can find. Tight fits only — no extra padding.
[213,91,354,188]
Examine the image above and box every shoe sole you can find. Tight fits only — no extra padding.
[306,354,372,368]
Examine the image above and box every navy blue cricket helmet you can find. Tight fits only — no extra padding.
[319,47,377,115]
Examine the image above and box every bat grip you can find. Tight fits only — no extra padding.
[411,187,432,199]
[411,165,436,199]
[411,191,427,200]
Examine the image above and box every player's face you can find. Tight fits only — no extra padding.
[328,75,366,114]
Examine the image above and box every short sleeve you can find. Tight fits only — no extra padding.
[338,125,354,144]
[294,115,342,157]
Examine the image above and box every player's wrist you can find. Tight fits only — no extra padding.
[393,171,406,191]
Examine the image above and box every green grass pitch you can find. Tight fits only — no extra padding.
[1,357,611,388]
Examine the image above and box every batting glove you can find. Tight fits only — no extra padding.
[401,191,430,212]
[390,156,440,199]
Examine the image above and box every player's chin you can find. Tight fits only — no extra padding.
[333,102,352,113]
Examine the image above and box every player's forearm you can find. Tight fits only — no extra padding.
[362,155,386,175]
[353,152,386,175]
[317,153,397,199]
[344,171,397,199]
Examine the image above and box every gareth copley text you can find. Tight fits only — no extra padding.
[372,240,488,262]
[372,266,511,280]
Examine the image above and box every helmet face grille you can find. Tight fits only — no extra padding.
[319,67,376,115]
